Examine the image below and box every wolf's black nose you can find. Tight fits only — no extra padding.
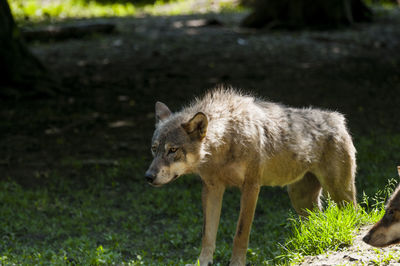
[145,171,155,183]
[363,234,371,243]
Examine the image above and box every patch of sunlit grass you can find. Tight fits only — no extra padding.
[143,0,243,16]
[9,0,243,24]
[275,177,398,265]
[10,0,137,22]
[276,201,384,264]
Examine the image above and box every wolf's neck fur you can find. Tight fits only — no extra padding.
[175,88,282,164]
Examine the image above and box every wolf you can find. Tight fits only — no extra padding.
[363,166,400,247]
[145,88,357,266]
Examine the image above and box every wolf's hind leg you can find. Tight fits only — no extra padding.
[317,162,356,207]
[315,140,357,207]
[287,172,322,216]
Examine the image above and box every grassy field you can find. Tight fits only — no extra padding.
[0,135,399,265]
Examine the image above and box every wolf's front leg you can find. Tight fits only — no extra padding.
[230,183,260,266]
[196,181,225,266]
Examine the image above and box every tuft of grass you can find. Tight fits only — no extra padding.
[361,177,398,212]
[277,201,383,264]
[275,181,397,265]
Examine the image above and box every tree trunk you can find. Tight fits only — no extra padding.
[0,0,54,98]
[241,0,373,29]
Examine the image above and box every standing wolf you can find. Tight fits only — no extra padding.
[145,88,356,266]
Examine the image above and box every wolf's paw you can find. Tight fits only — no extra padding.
[229,257,245,266]
[229,262,244,266]
[185,259,212,266]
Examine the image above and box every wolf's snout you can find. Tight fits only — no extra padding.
[145,171,156,183]
[362,233,371,243]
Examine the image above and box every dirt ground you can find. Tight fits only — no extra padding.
[300,226,400,265]
[1,8,400,265]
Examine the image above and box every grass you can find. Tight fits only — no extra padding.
[9,0,243,25]
[278,199,385,265]
[0,134,399,265]
[369,249,400,266]
[11,0,138,21]
[0,158,204,265]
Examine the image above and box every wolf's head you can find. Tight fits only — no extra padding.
[363,166,400,247]
[362,202,400,247]
[145,101,208,187]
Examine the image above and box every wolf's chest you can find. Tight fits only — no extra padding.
[260,151,312,187]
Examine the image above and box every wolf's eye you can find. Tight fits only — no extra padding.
[151,146,157,153]
[168,147,178,154]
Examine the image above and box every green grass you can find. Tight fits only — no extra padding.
[356,134,400,196]
[9,0,243,24]
[369,249,400,266]
[277,200,385,265]
[11,0,136,22]
[0,134,399,265]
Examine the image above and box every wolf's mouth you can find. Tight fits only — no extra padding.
[171,175,179,181]
[387,237,400,246]
[149,175,179,187]
[149,182,162,187]
[371,237,400,247]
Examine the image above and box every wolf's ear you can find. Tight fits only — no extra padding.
[181,112,208,140]
[155,101,172,124]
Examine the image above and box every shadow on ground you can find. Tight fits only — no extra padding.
[2,11,400,181]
